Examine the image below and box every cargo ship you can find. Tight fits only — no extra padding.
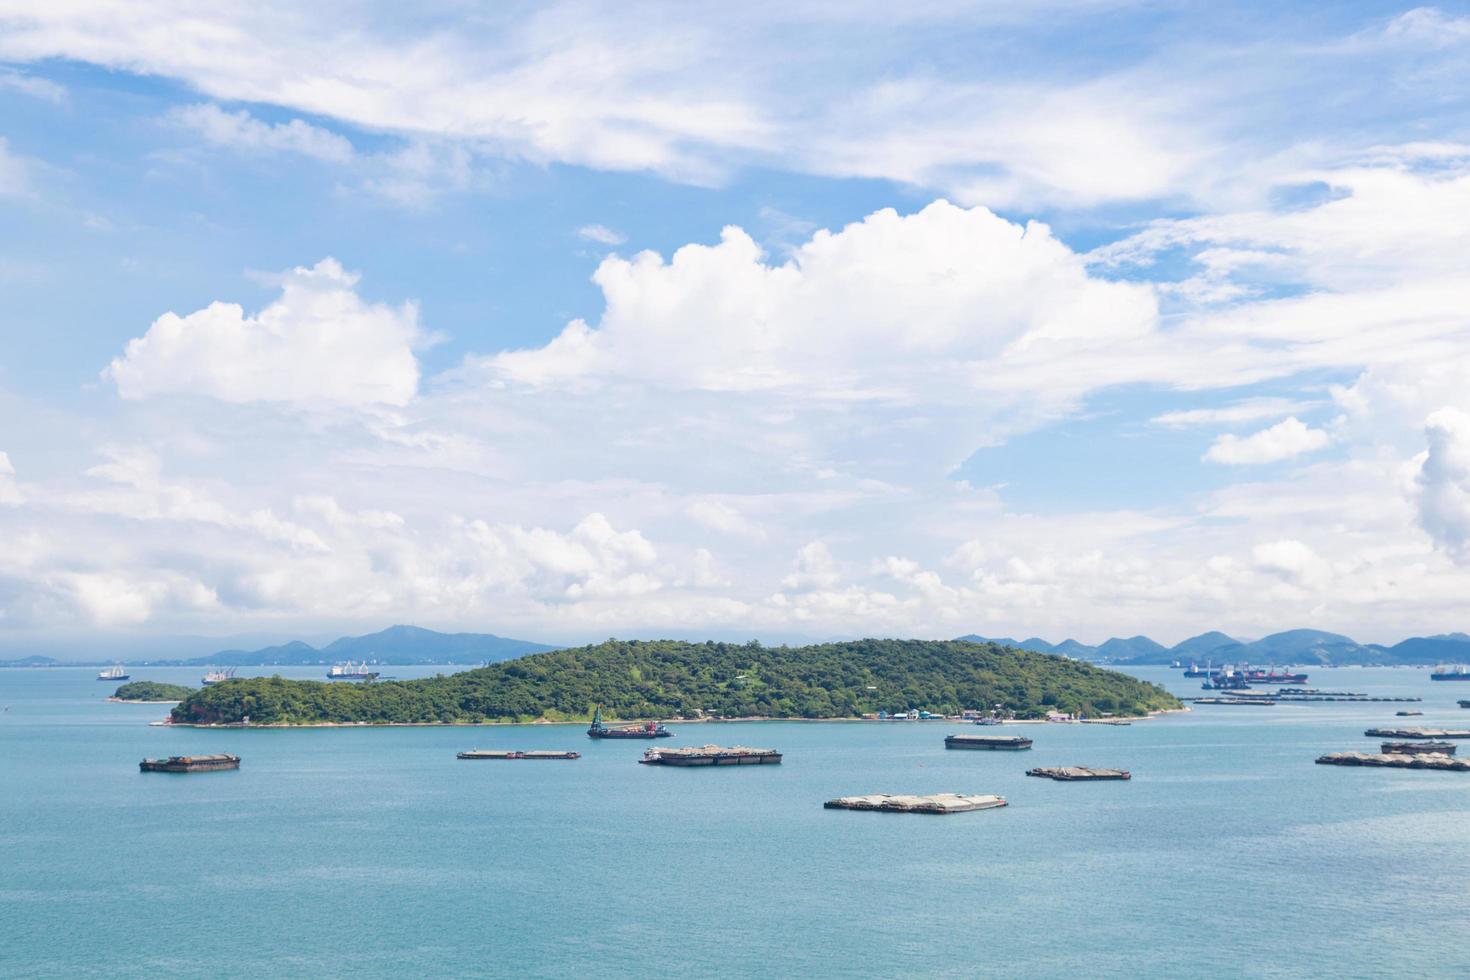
[326,661,379,681]
[201,667,236,685]
[97,664,129,681]
[1183,663,1219,677]
[944,733,1033,750]
[586,705,672,739]
[639,744,781,766]
[1240,668,1308,684]
[139,754,240,773]
[452,758,579,764]
[1430,665,1470,681]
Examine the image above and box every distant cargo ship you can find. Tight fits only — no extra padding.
[201,667,236,685]
[586,705,672,739]
[1183,663,1219,677]
[97,664,129,681]
[326,661,379,681]
[1430,665,1470,681]
[140,754,239,773]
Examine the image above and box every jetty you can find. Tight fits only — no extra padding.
[139,754,239,773]
[1079,719,1132,726]
[638,745,781,766]
[1025,767,1131,781]
[1317,752,1470,772]
[1382,741,1456,756]
[1191,698,1276,706]
[823,793,1007,814]
[944,733,1033,750]
[1364,727,1470,739]
[452,758,579,764]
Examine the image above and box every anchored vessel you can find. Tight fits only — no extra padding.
[945,733,1032,750]
[1317,752,1470,771]
[1430,665,1470,681]
[327,661,379,681]
[1382,741,1456,755]
[824,793,1007,814]
[586,705,672,739]
[1459,700,1470,709]
[452,758,579,764]
[139,754,240,773]
[97,664,129,681]
[639,744,781,766]
[201,667,237,685]
[1365,727,1470,739]
[1026,767,1131,781]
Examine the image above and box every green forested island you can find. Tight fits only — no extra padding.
[113,680,197,702]
[169,639,1180,725]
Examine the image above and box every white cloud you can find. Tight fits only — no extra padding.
[1415,407,1470,562]
[1204,417,1331,465]
[781,541,840,592]
[0,68,64,103]
[0,137,32,197]
[1151,398,1317,428]
[578,224,626,246]
[105,258,422,409]
[172,103,353,163]
[688,499,765,539]
[0,451,20,504]
[1251,539,1330,588]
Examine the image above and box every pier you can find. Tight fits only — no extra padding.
[944,733,1033,750]
[638,745,781,766]
[1317,752,1470,771]
[1025,767,1131,781]
[1190,698,1276,706]
[823,793,1008,814]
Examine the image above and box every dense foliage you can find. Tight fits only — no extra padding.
[170,639,1181,725]
[114,680,196,701]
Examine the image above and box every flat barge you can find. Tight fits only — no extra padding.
[944,734,1033,750]
[139,754,239,773]
[1364,727,1470,739]
[638,745,781,766]
[1317,752,1470,771]
[1382,741,1456,755]
[1026,767,1131,781]
[452,758,579,764]
[823,793,1007,814]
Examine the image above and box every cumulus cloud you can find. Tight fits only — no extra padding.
[105,258,422,408]
[172,103,354,163]
[1415,407,1470,561]
[1204,417,1331,465]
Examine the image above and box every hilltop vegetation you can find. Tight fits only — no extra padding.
[113,681,196,702]
[170,638,1181,725]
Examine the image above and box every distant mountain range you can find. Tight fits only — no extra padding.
[188,625,558,666]
[956,629,1470,666]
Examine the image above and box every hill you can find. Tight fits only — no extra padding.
[1168,631,1243,662]
[111,681,196,702]
[1235,629,1377,664]
[170,638,1182,726]
[1385,634,1470,664]
[190,625,557,666]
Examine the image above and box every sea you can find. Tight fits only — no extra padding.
[3,664,1470,979]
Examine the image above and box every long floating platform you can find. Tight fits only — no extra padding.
[1026,767,1131,781]
[1382,741,1457,755]
[140,754,239,773]
[1190,698,1276,706]
[638,745,781,766]
[823,793,1007,814]
[1364,727,1470,739]
[944,734,1033,750]
[1317,752,1470,771]
[452,758,579,764]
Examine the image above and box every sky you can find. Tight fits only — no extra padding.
[3,1,1470,651]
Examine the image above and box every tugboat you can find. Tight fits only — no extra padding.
[97,664,130,682]
[586,705,673,739]
[326,661,379,681]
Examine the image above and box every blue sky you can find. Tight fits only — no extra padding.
[3,2,1470,651]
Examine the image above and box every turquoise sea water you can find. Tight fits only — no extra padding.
[3,665,1470,979]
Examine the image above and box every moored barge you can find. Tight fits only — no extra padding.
[1382,741,1456,756]
[824,793,1007,814]
[638,745,781,766]
[1364,727,1470,739]
[1317,752,1470,771]
[140,754,239,773]
[1026,767,1131,781]
[944,733,1032,750]
[452,758,579,764]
